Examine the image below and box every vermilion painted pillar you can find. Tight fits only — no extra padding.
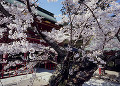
[24,53,27,64]
[3,53,8,63]
[99,68,101,75]
[24,53,27,58]
[50,63,51,70]
[1,65,4,78]
[2,53,8,78]
[45,61,47,69]
[24,52,28,72]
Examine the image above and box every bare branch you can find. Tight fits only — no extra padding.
[115,28,120,42]
[26,0,32,13]
[32,0,38,6]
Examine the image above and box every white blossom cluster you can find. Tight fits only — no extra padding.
[0,0,58,81]
[44,28,70,42]
[46,0,120,65]
[0,0,119,71]
[86,50,106,64]
[56,0,120,51]
[0,0,44,54]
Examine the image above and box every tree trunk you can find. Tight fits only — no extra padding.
[0,2,98,85]
[36,30,97,85]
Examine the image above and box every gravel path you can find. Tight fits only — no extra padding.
[83,78,120,86]
[0,68,54,86]
[0,68,120,86]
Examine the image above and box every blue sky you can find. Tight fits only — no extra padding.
[38,0,120,21]
[117,0,120,3]
[38,0,64,21]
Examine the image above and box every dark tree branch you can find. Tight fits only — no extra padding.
[104,28,120,47]
[115,28,120,42]
[36,27,66,63]
[26,1,98,85]
[0,3,12,17]
[116,35,120,42]
[80,2,104,35]
[32,0,38,6]
[26,0,66,63]
[26,0,32,13]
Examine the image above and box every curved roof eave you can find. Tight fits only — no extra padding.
[4,0,57,23]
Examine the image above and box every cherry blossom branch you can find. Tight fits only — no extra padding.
[79,2,112,52]
[106,28,120,43]
[74,16,91,45]
[0,3,12,17]
[103,28,120,50]
[26,0,66,63]
[0,3,12,27]
[80,2,104,35]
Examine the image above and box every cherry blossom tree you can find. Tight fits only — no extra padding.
[49,0,120,85]
[0,0,120,86]
[0,0,35,54]
[0,0,58,75]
